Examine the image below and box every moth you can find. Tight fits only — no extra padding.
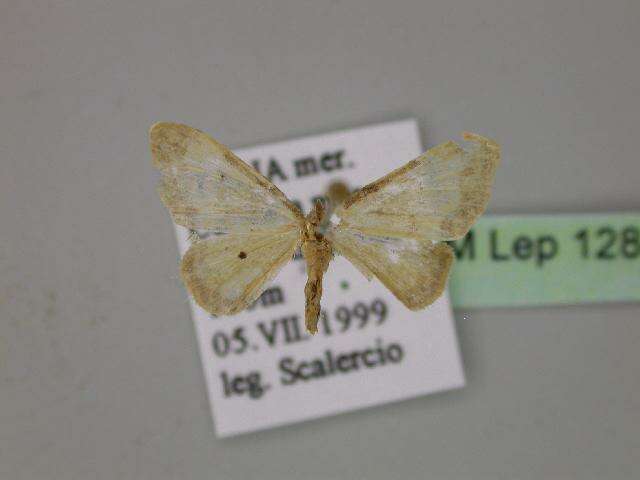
[150,123,500,334]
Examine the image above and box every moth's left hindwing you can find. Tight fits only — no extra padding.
[181,229,300,315]
[150,123,303,315]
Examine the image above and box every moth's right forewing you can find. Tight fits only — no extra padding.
[328,226,453,310]
[150,122,303,233]
[181,229,300,315]
[335,133,500,240]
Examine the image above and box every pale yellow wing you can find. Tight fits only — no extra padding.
[334,132,500,240]
[150,122,304,315]
[328,132,499,310]
[150,122,303,233]
[181,229,300,315]
[327,226,453,310]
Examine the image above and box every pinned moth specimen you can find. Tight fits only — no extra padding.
[150,123,500,334]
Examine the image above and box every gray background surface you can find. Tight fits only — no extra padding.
[2,1,639,479]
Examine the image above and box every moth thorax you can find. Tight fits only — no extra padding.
[304,201,326,240]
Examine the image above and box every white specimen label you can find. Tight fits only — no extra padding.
[174,119,465,437]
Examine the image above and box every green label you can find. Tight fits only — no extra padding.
[448,213,640,308]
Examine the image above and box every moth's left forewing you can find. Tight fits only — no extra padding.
[150,122,303,233]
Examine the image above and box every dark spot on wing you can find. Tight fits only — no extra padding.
[238,251,247,259]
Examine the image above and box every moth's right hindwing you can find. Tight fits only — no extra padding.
[328,226,453,310]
